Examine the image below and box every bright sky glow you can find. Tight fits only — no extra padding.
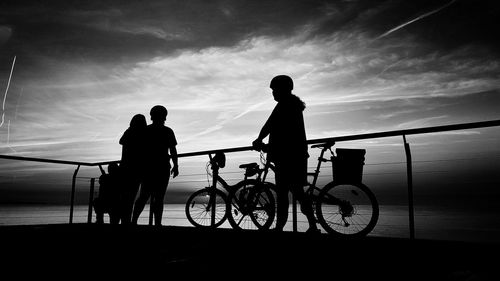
[0,0,499,204]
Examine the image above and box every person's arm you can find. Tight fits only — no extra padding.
[170,146,179,178]
[257,117,271,141]
[252,106,276,149]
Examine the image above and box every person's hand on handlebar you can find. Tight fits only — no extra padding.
[252,139,263,151]
[252,139,270,153]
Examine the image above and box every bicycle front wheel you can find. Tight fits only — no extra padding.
[227,179,276,231]
[316,181,379,237]
[185,188,227,228]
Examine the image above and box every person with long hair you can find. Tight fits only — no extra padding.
[253,75,319,234]
[119,114,147,224]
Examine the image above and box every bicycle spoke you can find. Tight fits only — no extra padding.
[316,182,378,236]
[227,180,276,231]
[186,189,227,228]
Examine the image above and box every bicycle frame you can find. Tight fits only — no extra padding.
[308,144,331,191]
[257,157,274,183]
[307,142,346,206]
[254,142,341,200]
[205,152,261,224]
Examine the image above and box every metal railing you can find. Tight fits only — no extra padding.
[1,119,500,238]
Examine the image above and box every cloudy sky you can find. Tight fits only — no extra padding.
[0,0,499,205]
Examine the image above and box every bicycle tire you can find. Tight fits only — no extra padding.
[316,181,379,237]
[226,179,276,231]
[185,188,228,228]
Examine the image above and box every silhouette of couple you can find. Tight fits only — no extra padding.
[94,105,179,226]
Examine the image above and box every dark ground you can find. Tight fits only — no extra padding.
[0,223,498,280]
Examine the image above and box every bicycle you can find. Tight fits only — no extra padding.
[252,141,379,237]
[225,152,277,230]
[185,152,275,230]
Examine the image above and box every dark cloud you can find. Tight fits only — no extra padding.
[400,0,500,52]
[312,0,500,54]
[1,0,499,66]
[0,0,328,64]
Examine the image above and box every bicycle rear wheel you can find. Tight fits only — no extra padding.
[227,179,276,231]
[316,181,379,237]
[185,188,227,228]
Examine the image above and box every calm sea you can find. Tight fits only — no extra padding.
[1,204,499,244]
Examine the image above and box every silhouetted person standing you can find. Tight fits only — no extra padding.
[252,75,319,233]
[93,163,122,224]
[119,114,147,225]
[132,105,179,226]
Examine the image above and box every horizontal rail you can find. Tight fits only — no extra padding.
[0,154,92,166]
[1,119,499,167]
[170,119,500,159]
[307,119,500,145]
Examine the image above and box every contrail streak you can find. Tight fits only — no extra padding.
[377,0,457,39]
[1,55,16,127]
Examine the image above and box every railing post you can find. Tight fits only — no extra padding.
[87,178,95,224]
[292,194,298,232]
[403,135,415,239]
[149,199,154,226]
[69,165,81,224]
[210,154,218,228]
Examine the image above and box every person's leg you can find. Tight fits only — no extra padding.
[275,188,289,231]
[295,158,319,232]
[93,198,104,224]
[122,179,141,225]
[131,184,150,225]
[152,175,169,226]
[292,184,318,231]
[274,166,289,231]
[110,209,120,225]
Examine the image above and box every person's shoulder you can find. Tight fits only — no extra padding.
[155,124,175,135]
[119,128,132,144]
[164,126,175,133]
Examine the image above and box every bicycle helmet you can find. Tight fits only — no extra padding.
[270,75,293,91]
[150,105,168,120]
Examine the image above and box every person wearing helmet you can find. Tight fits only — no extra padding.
[132,105,179,226]
[252,75,319,234]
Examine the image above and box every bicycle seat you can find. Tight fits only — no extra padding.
[239,162,258,169]
[311,141,335,149]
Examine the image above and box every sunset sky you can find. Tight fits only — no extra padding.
[0,0,499,205]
